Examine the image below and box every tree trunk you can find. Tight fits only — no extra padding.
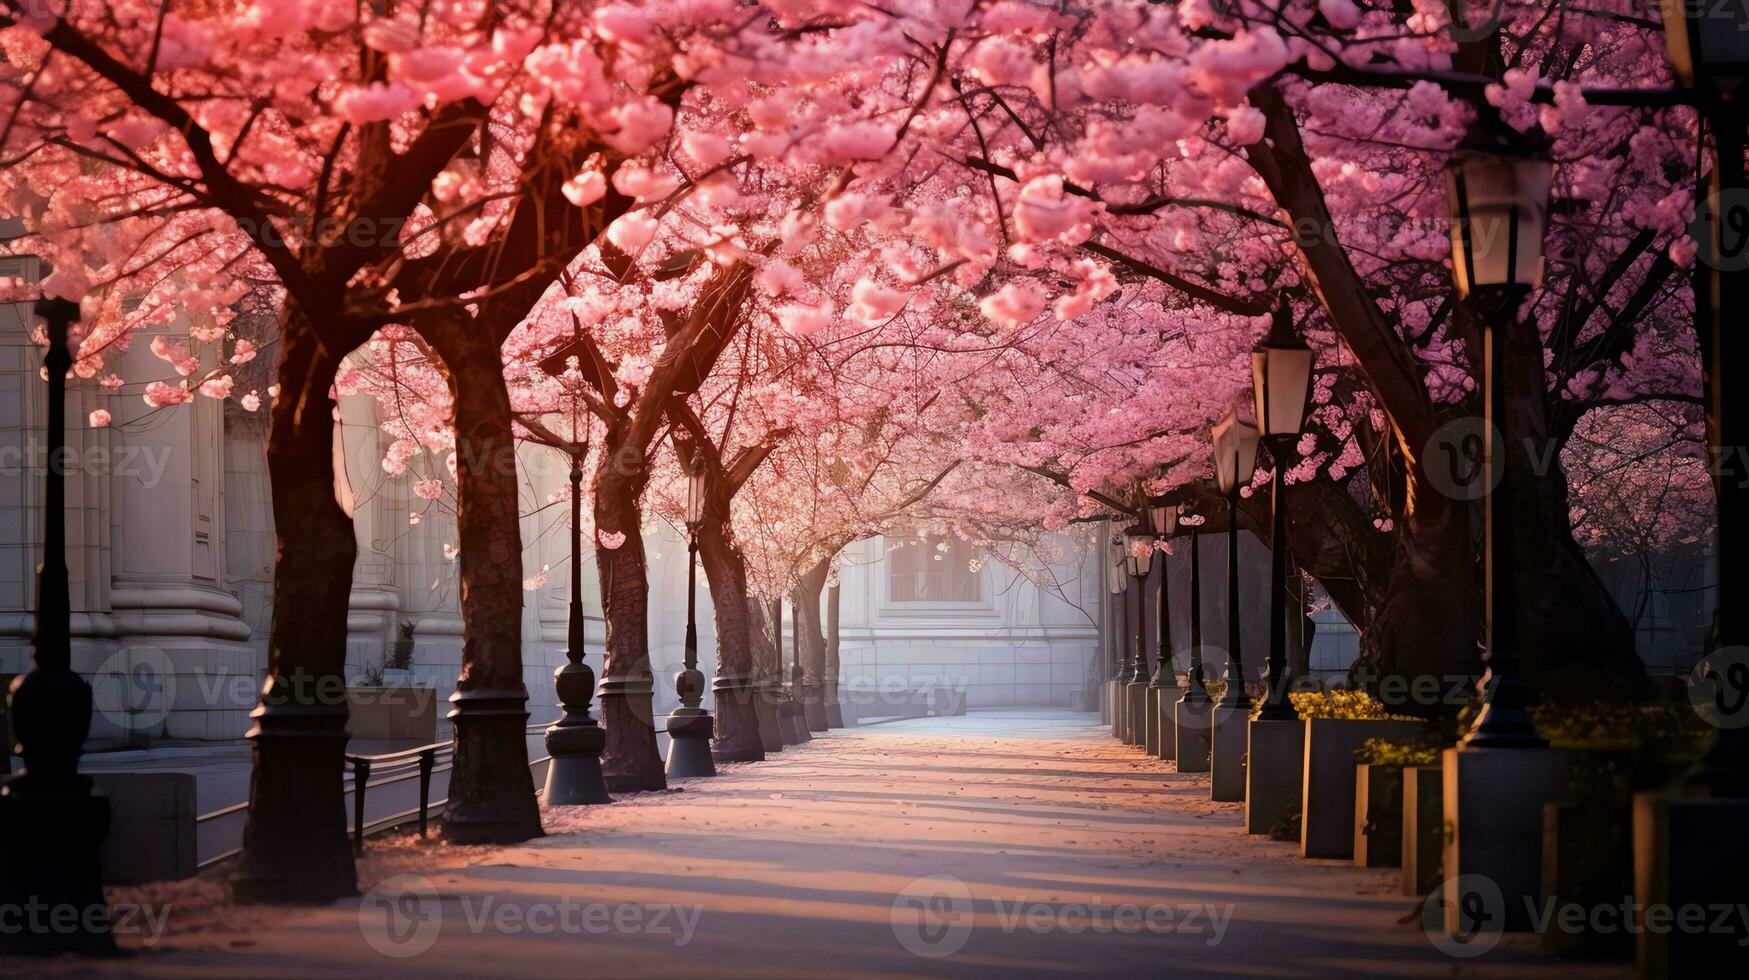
[1489,309,1644,696]
[695,517,763,762]
[746,597,784,752]
[593,423,664,792]
[795,558,831,731]
[235,310,357,903]
[431,326,541,842]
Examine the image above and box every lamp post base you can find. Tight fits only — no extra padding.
[665,707,717,778]
[544,718,612,806]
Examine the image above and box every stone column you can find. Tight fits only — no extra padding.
[108,310,252,743]
[337,392,400,681]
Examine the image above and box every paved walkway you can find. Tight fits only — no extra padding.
[43,709,1625,978]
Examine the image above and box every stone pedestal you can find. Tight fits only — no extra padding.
[1210,705,1248,802]
[1302,719,1422,860]
[1099,680,1110,725]
[1442,746,1567,934]
[1124,682,1147,746]
[1402,765,1443,896]
[1109,679,1124,739]
[1245,718,1304,835]
[1633,792,1749,978]
[1175,700,1212,773]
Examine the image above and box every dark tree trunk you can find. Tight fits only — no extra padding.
[747,597,785,752]
[429,325,541,842]
[235,311,357,903]
[1361,466,1481,711]
[695,517,763,761]
[1497,311,1646,697]
[795,558,831,731]
[593,423,664,792]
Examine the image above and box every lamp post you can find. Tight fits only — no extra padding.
[1211,410,1260,710]
[779,596,811,745]
[1444,136,1553,749]
[1181,504,1210,704]
[1660,0,1749,794]
[1106,534,1128,739]
[1146,498,1178,759]
[665,458,715,778]
[1251,305,1315,721]
[1123,523,1156,746]
[1210,412,1260,801]
[0,298,114,955]
[541,433,612,805]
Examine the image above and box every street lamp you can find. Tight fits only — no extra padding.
[1251,304,1315,722]
[1444,137,1553,748]
[1660,0,1749,92]
[0,299,114,956]
[1145,497,1178,758]
[1179,502,1210,705]
[781,595,812,745]
[1123,523,1155,746]
[539,349,611,805]
[1211,410,1259,709]
[664,457,715,778]
[1106,534,1128,739]
[1660,1,1749,794]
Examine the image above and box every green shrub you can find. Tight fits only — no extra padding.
[1354,736,1439,767]
[1252,688,1420,722]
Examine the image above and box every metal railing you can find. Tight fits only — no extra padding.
[195,721,553,869]
[347,743,443,855]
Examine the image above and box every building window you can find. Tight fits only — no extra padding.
[888,533,981,602]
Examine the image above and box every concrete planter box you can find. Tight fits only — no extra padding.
[1174,700,1211,773]
[1541,801,1632,959]
[1352,764,1404,868]
[345,686,438,740]
[1442,746,1567,934]
[1209,705,1248,802]
[1301,719,1423,860]
[92,771,197,884]
[1633,792,1749,978]
[1245,718,1303,835]
[1124,683,1148,746]
[1401,765,1443,896]
[1147,686,1177,761]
